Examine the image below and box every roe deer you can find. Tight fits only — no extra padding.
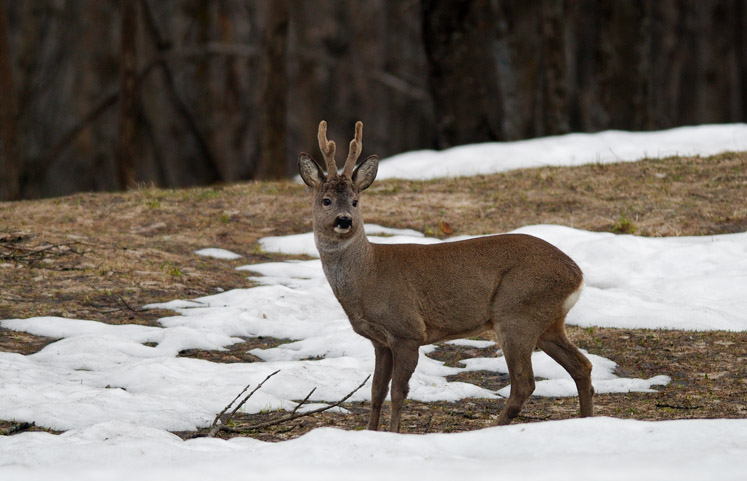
[298,120,593,432]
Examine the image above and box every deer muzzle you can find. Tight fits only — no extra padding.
[333,215,353,233]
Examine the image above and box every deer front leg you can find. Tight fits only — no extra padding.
[389,339,420,433]
[367,342,393,431]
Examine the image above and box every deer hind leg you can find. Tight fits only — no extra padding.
[367,342,393,431]
[388,339,419,433]
[495,332,538,426]
[537,320,594,417]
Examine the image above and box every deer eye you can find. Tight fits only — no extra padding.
[352,200,358,207]
[322,198,332,206]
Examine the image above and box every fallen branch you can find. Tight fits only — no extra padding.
[655,403,702,410]
[0,242,82,262]
[117,295,144,316]
[287,387,317,417]
[208,370,280,437]
[232,374,370,433]
[517,413,551,422]
[422,413,434,434]
[210,374,371,437]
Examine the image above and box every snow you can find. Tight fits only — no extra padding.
[514,225,747,331]
[257,224,426,257]
[194,248,242,260]
[1,419,746,481]
[376,123,747,180]
[445,339,496,348]
[2,124,747,480]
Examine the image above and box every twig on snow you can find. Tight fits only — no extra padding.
[211,374,371,436]
[288,387,317,418]
[231,374,370,433]
[208,369,280,437]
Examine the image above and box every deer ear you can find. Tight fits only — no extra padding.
[352,155,379,191]
[298,153,325,187]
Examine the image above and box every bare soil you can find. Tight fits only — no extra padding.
[1,152,746,440]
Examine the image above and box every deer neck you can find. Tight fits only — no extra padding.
[315,227,373,300]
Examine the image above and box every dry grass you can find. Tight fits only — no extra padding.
[1,151,746,439]
[365,151,747,237]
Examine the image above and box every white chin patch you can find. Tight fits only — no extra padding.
[334,226,352,234]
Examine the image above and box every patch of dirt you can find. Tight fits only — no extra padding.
[177,336,293,364]
[0,421,60,437]
[1,152,746,440]
[0,327,54,354]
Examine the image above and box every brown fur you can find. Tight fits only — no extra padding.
[298,121,593,432]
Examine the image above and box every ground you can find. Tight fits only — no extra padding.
[1,152,745,441]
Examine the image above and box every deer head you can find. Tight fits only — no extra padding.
[298,121,379,249]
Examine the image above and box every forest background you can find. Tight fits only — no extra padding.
[1,0,745,200]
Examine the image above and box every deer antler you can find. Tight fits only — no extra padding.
[342,121,363,178]
[317,120,337,177]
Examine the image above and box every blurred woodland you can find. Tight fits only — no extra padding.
[0,0,745,200]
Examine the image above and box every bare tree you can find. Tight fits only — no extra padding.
[117,0,138,189]
[538,0,569,135]
[257,0,290,179]
[0,1,21,200]
[3,1,747,199]
[421,0,505,147]
[633,0,654,130]
[139,0,223,186]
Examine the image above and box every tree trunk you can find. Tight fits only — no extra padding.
[257,0,289,180]
[0,1,21,200]
[633,0,654,130]
[116,0,138,189]
[139,0,222,186]
[538,0,569,135]
[421,0,505,148]
[740,0,747,122]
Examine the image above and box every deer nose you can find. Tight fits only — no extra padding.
[334,216,353,230]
